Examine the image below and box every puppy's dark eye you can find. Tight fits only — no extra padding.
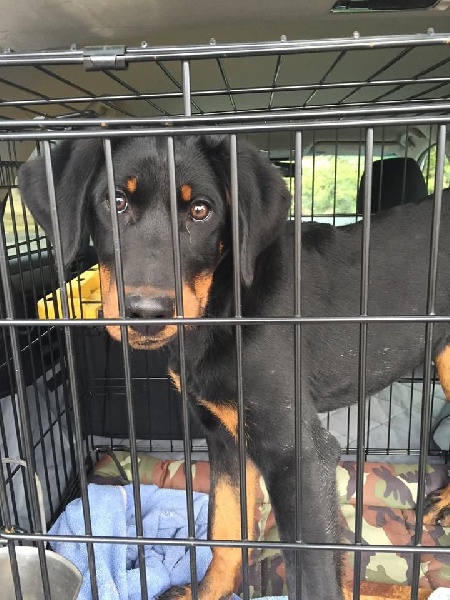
[115,189,129,214]
[189,201,211,221]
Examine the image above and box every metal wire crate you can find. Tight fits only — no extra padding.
[0,31,449,600]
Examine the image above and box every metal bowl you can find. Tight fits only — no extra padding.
[0,546,82,600]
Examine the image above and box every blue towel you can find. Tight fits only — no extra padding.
[49,484,211,600]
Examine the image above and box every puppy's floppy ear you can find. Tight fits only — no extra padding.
[201,136,291,287]
[18,138,105,267]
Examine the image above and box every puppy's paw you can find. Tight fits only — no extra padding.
[158,586,233,600]
[158,586,191,600]
[423,484,450,526]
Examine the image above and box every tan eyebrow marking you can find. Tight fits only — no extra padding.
[126,177,138,193]
[180,184,192,202]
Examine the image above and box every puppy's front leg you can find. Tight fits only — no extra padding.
[263,415,343,600]
[159,436,259,600]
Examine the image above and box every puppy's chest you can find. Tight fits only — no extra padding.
[167,364,234,402]
[168,344,236,398]
[167,362,239,440]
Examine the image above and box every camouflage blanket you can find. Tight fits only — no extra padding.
[90,452,450,595]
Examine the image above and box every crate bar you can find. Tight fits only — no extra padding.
[356,127,364,217]
[332,130,339,226]
[41,141,100,600]
[410,81,450,102]
[102,70,170,116]
[2,75,449,110]
[423,125,435,191]
[0,165,53,597]
[287,132,295,218]
[167,67,199,595]
[308,130,316,222]
[0,339,30,530]
[386,384,395,454]
[268,54,282,110]
[4,149,64,512]
[4,313,450,327]
[2,115,450,143]
[3,527,450,554]
[410,123,447,600]
[178,58,200,596]
[103,139,149,600]
[34,65,133,117]
[182,61,192,118]
[0,97,42,119]
[373,55,450,103]
[166,139,200,595]
[0,75,76,115]
[216,58,237,112]
[293,131,303,597]
[353,127,374,600]
[407,372,416,454]
[157,60,203,114]
[1,32,450,66]
[0,93,45,118]
[229,134,251,599]
[174,104,419,121]
[16,213,75,514]
[0,191,52,598]
[3,98,450,130]
[339,47,412,104]
[0,449,23,599]
[156,58,207,113]
[13,276,59,512]
[3,544,23,600]
[411,55,450,81]
[303,50,347,107]
[156,60,183,90]
[39,234,77,486]
[401,132,410,205]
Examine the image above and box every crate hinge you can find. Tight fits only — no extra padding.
[83,45,127,71]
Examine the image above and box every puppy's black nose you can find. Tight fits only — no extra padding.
[125,294,174,336]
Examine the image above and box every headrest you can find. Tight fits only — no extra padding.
[357,157,428,215]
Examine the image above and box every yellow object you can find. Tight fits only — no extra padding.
[37,264,102,320]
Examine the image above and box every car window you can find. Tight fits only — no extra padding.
[280,152,391,226]
[420,144,450,195]
[3,184,45,257]
[2,145,47,257]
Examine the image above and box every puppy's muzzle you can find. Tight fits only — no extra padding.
[125,293,175,336]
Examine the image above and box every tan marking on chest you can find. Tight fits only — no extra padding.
[193,273,214,311]
[168,369,181,393]
[198,399,238,440]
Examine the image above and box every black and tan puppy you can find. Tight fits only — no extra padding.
[19,135,450,600]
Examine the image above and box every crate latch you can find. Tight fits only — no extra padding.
[83,45,127,71]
